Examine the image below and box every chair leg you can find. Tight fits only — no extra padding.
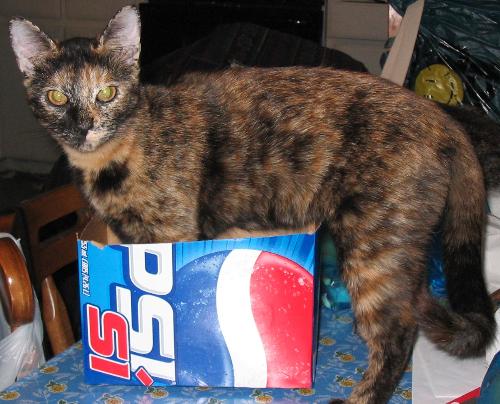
[41,276,75,355]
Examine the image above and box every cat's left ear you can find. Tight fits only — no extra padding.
[99,6,141,67]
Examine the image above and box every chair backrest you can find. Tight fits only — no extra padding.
[0,237,34,332]
[0,211,15,234]
[20,184,91,355]
[21,184,90,282]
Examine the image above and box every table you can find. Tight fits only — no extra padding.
[0,307,411,403]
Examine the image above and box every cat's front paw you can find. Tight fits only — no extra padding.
[329,399,345,404]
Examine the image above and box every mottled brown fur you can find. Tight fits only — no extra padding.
[10,7,496,403]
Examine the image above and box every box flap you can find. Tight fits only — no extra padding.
[79,216,121,246]
[381,0,425,85]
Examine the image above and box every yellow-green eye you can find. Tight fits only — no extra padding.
[97,86,117,102]
[47,90,68,106]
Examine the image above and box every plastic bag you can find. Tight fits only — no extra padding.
[320,230,350,310]
[0,235,45,391]
[0,298,45,391]
[388,0,500,122]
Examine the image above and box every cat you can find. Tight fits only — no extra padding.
[9,6,496,404]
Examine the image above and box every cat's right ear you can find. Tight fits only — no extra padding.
[9,18,56,78]
[99,6,141,68]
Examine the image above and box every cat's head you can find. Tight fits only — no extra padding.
[9,6,141,153]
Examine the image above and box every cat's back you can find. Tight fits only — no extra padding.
[173,66,411,105]
[163,66,451,137]
[151,66,461,160]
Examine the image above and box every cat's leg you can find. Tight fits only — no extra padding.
[343,312,416,404]
[332,231,422,404]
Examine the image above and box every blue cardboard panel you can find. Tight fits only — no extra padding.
[78,232,318,388]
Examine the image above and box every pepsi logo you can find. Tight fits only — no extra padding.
[172,249,314,388]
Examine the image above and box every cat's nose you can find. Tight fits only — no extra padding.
[77,119,94,135]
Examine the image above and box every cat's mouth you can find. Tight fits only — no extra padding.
[55,128,111,153]
[77,130,107,152]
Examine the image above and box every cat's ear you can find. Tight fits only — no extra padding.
[9,18,56,77]
[99,6,141,67]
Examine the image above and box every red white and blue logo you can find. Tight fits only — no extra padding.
[79,233,317,388]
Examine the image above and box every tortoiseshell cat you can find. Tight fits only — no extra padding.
[10,7,496,403]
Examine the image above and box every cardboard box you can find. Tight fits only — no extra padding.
[78,219,320,388]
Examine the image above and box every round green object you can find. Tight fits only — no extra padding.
[414,64,464,106]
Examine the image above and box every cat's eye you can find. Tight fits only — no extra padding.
[47,90,68,106]
[97,86,117,102]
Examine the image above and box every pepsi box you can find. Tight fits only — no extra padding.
[78,218,320,388]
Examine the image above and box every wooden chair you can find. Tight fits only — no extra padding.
[0,211,16,235]
[19,184,91,355]
[0,236,34,332]
[0,210,33,333]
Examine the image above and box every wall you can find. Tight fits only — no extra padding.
[324,0,388,75]
[1,0,388,174]
[0,0,139,174]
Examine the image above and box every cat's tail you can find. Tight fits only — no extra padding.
[416,133,496,358]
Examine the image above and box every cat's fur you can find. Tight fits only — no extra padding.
[10,7,496,404]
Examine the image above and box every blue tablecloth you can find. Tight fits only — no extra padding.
[0,308,412,403]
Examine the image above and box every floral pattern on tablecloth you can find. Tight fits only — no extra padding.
[0,308,411,403]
